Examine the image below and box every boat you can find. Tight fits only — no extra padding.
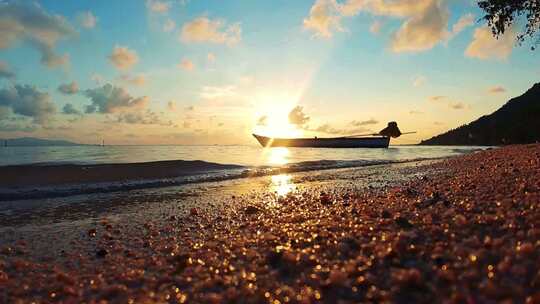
[253,134,390,148]
[253,122,410,148]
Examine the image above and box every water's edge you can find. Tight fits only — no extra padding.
[0,157,441,201]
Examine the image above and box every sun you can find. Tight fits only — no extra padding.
[252,94,304,139]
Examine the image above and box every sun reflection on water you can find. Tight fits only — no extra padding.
[271,174,295,197]
[266,147,290,165]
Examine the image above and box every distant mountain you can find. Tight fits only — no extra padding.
[420,83,540,146]
[1,137,84,147]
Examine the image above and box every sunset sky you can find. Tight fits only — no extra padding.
[0,0,538,145]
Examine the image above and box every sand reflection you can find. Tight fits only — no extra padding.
[271,174,295,197]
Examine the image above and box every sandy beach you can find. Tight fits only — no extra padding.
[1,144,539,303]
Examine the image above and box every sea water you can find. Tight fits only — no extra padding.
[0,144,485,167]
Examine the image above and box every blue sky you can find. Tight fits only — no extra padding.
[0,0,538,144]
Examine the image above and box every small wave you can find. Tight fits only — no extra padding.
[0,158,432,201]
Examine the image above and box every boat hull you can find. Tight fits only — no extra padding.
[253,134,390,148]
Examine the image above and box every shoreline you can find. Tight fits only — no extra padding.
[1,144,539,302]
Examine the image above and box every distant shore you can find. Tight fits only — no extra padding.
[1,144,539,303]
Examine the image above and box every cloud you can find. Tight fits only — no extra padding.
[256,115,268,126]
[488,86,506,94]
[351,118,378,126]
[0,2,76,68]
[413,75,426,87]
[428,95,446,102]
[84,83,149,114]
[0,121,37,132]
[57,81,79,95]
[116,110,172,126]
[303,0,343,38]
[62,103,81,115]
[180,17,241,45]
[448,101,467,110]
[109,46,139,70]
[178,58,195,71]
[0,84,56,124]
[146,0,171,13]
[0,106,10,120]
[163,19,175,32]
[409,110,423,114]
[167,100,176,111]
[0,61,15,79]
[288,106,310,126]
[465,26,515,60]
[370,20,382,34]
[313,123,346,135]
[390,0,449,52]
[120,74,146,86]
[450,13,474,38]
[303,0,471,53]
[200,85,236,99]
[77,11,97,29]
[91,73,105,85]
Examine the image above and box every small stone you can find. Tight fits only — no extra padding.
[244,206,260,215]
[96,248,108,258]
[395,216,414,229]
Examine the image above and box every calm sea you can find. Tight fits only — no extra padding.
[0,145,485,167]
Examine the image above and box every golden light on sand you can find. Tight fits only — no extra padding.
[270,174,295,197]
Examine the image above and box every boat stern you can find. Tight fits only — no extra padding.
[252,134,270,147]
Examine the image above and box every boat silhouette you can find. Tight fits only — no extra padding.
[253,122,412,148]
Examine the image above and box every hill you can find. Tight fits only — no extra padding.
[420,83,540,146]
[1,137,84,147]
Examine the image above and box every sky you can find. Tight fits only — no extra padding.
[0,0,538,145]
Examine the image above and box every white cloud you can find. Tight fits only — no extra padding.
[413,75,426,87]
[57,81,79,95]
[180,17,241,46]
[163,19,175,32]
[303,0,343,38]
[84,84,149,114]
[120,74,146,87]
[488,86,506,94]
[370,20,382,34]
[288,106,310,126]
[465,26,515,60]
[77,11,97,29]
[390,0,449,52]
[0,2,76,68]
[178,58,195,71]
[0,61,15,79]
[0,84,57,124]
[146,0,171,13]
[303,0,473,53]
[167,100,176,111]
[109,46,139,70]
[450,13,474,37]
[62,103,82,115]
[200,85,236,99]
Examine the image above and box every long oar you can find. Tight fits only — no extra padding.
[342,131,417,138]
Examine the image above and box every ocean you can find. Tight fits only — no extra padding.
[0,144,484,167]
[0,145,486,201]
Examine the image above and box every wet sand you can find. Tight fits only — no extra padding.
[1,144,539,303]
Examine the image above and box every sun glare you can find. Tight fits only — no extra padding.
[252,93,304,139]
[270,174,295,197]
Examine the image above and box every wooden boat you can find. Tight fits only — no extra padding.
[253,134,390,148]
[253,122,413,148]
